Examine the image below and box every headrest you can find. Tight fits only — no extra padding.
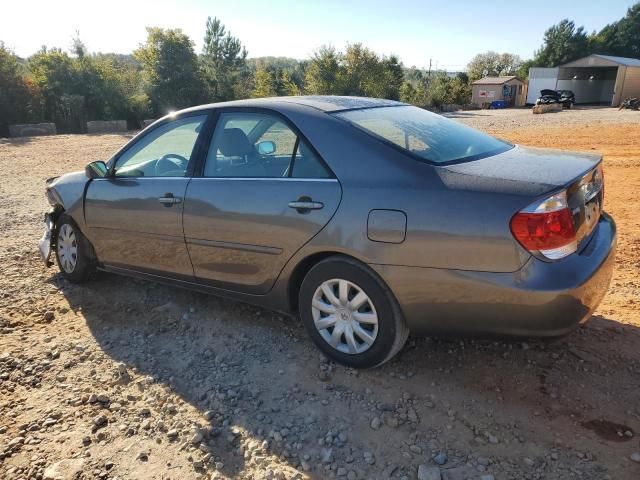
[218,128,254,157]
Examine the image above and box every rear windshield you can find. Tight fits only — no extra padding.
[334,105,512,164]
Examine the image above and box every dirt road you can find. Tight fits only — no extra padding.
[1,108,639,480]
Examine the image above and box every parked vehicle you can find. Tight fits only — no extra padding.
[536,89,575,108]
[39,96,616,368]
[619,97,640,110]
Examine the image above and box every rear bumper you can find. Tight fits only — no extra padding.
[371,213,616,337]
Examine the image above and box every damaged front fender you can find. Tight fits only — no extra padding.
[40,171,87,267]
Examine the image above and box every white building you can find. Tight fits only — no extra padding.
[526,54,640,106]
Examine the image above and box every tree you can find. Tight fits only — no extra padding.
[516,59,534,80]
[201,17,248,101]
[456,72,469,84]
[305,46,342,95]
[404,66,424,83]
[28,47,81,130]
[400,81,426,106]
[379,55,405,100]
[277,70,301,96]
[251,67,276,98]
[593,3,640,58]
[72,35,148,126]
[245,57,304,97]
[71,31,87,59]
[134,27,205,116]
[93,54,150,126]
[0,43,34,134]
[400,72,470,108]
[532,19,589,67]
[340,43,381,96]
[467,51,523,81]
[420,73,468,107]
[71,47,113,123]
[304,44,405,99]
[446,76,472,105]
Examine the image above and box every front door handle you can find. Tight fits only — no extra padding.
[288,197,324,213]
[158,193,182,206]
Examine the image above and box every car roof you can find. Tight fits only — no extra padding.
[183,95,406,114]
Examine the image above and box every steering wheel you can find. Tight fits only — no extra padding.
[156,153,188,175]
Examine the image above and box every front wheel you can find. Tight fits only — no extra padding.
[55,214,96,283]
[298,256,408,368]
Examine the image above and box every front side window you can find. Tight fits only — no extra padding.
[114,115,207,177]
[203,112,331,178]
[334,105,511,164]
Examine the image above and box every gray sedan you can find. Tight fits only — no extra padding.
[39,96,616,368]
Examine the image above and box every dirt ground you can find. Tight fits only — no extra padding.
[1,107,639,480]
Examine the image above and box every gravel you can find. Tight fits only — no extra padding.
[433,452,447,465]
[445,105,640,130]
[417,465,441,480]
[0,121,639,479]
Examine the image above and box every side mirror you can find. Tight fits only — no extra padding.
[85,161,108,179]
[257,141,276,155]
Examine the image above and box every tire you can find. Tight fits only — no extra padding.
[298,256,409,368]
[54,214,96,283]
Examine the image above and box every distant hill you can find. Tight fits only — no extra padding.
[247,56,306,71]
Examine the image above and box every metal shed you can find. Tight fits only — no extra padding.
[526,54,640,106]
[471,76,527,108]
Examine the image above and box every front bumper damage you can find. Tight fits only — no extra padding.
[38,212,55,267]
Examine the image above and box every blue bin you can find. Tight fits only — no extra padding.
[489,100,507,109]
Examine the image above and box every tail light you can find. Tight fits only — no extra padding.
[510,191,577,260]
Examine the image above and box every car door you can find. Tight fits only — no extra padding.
[183,110,342,294]
[84,113,209,278]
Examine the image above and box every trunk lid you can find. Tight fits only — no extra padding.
[442,145,600,191]
[441,145,604,253]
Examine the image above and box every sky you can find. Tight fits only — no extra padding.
[1,0,636,70]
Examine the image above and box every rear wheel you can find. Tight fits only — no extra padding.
[299,256,408,368]
[55,214,96,283]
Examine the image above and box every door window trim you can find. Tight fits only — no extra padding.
[188,177,338,182]
[106,110,215,178]
[193,107,336,180]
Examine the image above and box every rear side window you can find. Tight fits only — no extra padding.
[334,105,511,164]
[203,112,332,179]
[291,139,332,179]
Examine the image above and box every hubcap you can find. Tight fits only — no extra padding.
[311,278,379,355]
[57,224,78,274]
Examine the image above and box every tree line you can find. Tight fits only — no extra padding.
[466,3,640,81]
[0,2,638,136]
[0,13,474,136]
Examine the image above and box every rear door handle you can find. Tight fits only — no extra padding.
[288,200,324,213]
[158,194,182,206]
[288,201,324,210]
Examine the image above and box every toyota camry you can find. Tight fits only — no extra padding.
[39,96,616,368]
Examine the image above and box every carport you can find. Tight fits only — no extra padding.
[526,54,640,106]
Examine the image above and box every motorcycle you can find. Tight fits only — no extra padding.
[536,89,575,109]
[619,97,640,110]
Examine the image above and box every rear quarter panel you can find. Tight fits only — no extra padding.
[278,107,531,273]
